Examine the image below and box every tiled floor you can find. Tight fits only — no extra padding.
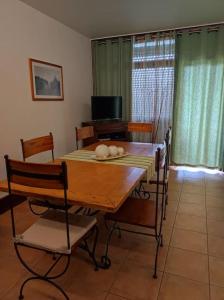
[0,169,224,299]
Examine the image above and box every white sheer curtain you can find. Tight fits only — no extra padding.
[131,32,175,142]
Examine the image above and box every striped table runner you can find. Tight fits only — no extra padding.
[61,150,155,182]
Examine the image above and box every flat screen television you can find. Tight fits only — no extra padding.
[91,96,122,121]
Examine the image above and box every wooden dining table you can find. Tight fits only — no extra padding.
[0,141,163,213]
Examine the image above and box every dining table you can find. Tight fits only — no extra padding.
[0,141,163,213]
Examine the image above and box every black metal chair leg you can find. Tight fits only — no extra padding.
[91,226,99,271]
[101,222,116,269]
[163,197,167,220]
[134,182,150,200]
[140,182,150,200]
[163,184,168,220]
[82,226,99,271]
[117,226,122,239]
[153,236,161,279]
[165,182,169,205]
[160,234,163,247]
[104,219,110,231]
[19,276,69,300]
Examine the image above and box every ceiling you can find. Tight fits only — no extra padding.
[20,0,224,39]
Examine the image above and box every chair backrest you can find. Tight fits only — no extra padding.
[5,157,67,190]
[128,122,155,143]
[127,122,154,133]
[4,155,70,249]
[20,132,54,161]
[168,126,172,145]
[164,127,172,170]
[154,145,167,227]
[155,147,165,173]
[75,126,94,149]
[167,126,172,166]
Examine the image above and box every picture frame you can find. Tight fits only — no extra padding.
[29,58,64,101]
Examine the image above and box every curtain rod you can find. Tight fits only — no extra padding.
[91,21,224,41]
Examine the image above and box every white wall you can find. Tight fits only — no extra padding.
[0,0,92,178]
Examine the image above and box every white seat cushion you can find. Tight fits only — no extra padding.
[14,210,97,254]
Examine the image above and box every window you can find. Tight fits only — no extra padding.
[131,37,175,141]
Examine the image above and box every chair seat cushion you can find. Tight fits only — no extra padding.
[106,197,156,228]
[14,209,97,254]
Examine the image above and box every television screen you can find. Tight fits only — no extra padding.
[91,96,122,120]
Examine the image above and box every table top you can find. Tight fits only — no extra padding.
[84,141,163,156]
[0,141,161,212]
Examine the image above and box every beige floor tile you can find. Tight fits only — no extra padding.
[0,256,27,298]
[167,192,180,202]
[51,251,120,294]
[178,203,206,217]
[182,185,205,195]
[28,246,119,297]
[168,183,182,193]
[206,184,224,192]
[206,190,224,198]
[124,230,156,245]
[207,207,224,221]
[4,278,107,300]
[183,178,205,185]
[163,211,176,227]
[97,235,133,265]
[169,168,184,177]
[165,200,178,213]
[165,247,209,283]
[205,174,224,182]
[158,273,209,300]
[0,235,17,258]
[111,261,162,300]
[168,178,183,185]
[169,169,184,182]
[162,227,173,246]
[127,239,168,271]
[171,228,207,254]
[206,196,224,209]
[2,169,224,300]
[207,220,224,238]
[180,193,205,205]
[106,294,127,300]
[1,207,35,231]
[0,234,46,265]
[209,256,224,287]
[210,285,224,300]
[108,224,157,248]
[182,181,205,189]
[68,287,107,300]
[206,181,224,189]
[168,180,183,187]
[208,236,224,258]
[174,213,207,233]
[4,280,69,300]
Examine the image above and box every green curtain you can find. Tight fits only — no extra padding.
[92,37,132,120]
[172,28,224,169]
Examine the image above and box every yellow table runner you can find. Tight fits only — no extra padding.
[61,150,155,182]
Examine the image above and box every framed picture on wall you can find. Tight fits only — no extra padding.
[29,59,64,100]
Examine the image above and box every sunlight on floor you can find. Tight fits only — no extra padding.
[171,165,223,175]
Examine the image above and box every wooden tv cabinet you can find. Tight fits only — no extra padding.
[82,120,128,146]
